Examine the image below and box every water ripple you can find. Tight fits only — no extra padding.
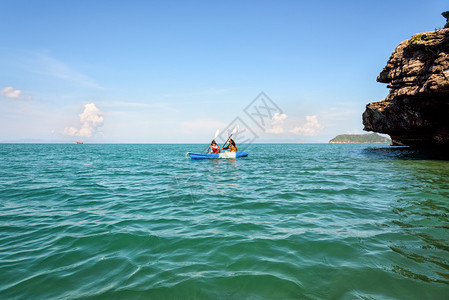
[1,144,448,299]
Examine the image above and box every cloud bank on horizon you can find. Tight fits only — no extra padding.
[290,115,323,136]
[64,103,104,138]
[266,113,323,136]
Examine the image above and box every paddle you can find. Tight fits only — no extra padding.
[205,129,220,153]
[222,125,239,149]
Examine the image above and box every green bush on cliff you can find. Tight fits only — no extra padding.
[408,33,423,48]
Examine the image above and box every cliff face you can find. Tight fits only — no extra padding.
[362,28,449,147]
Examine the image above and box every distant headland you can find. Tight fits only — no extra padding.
[329,133,390,144]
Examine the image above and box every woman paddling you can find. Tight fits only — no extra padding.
[223,138,237,152]
[208,140,221,153]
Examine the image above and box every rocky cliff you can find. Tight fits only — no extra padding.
[362,27,449,147]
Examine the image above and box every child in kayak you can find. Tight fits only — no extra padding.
[208,140,221,153]
[223,138,237,152]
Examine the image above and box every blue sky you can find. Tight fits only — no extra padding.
[1,0,447,143]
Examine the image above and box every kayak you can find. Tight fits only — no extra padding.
[186,151,249,159]
[187,151,248,159]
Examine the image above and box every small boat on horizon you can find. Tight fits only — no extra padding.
[76,141,84,144]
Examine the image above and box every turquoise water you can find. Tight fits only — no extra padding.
[0,143,448,299]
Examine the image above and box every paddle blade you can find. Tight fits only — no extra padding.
[214,129,220,139]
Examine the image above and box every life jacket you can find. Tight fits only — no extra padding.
[211,145,220,153]
[229,144,237,152]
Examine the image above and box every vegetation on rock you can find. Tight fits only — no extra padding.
[407,33,424,48]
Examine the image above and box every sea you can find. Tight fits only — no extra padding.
[0,143,448,299]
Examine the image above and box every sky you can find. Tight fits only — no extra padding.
[1,0,448,143]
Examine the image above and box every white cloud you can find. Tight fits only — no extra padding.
[64,103,104,138]
[1,87,21,98]
[290,115,323,136]
[266,113,287,134]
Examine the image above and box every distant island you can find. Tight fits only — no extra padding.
[329,133,391,143]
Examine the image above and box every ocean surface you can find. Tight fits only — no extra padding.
[0,143,448,299]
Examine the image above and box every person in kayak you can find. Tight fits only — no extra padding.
[208,140,221,153]
[223,138,237,152]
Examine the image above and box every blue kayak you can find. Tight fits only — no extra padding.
[187,151,249,159]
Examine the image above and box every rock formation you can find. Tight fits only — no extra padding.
[443,11,449,29]
[362,25,449,147]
